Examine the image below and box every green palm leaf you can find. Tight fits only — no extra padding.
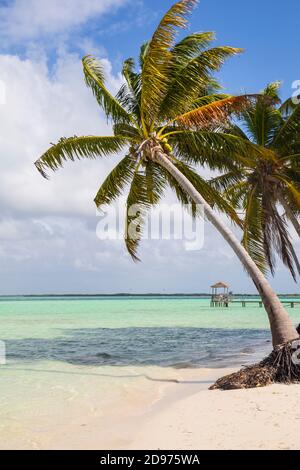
[82,55,132,123]
[141,0,197,125]
[170,129,255,169]
[277,176,300,209]
[209,171,246,193]
[122,58,142,119]
[159,165,198,216]
[35,136,128,178]
[94,154,136,207]
[280,97,299,118]
[145,161,167,204]
[125,173,151,262]
[125,163,166,261]
[273,103,300,150]
[171,31,215,65]
[113,123,141,140]
[241,186,267,273]
[172,160,242,226]
[242,100,282,146]
[261,192,300,280]
[160,47,241,119]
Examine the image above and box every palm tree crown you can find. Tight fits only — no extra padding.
[211,82,300,279]
[35,0,256,260]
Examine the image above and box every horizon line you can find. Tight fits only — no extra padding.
[1,292,300,297]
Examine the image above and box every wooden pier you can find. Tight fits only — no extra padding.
[231,300,300,308]
[210,282,300,308]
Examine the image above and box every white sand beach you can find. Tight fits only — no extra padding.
[1,364,300,450]
[130,371,300,450]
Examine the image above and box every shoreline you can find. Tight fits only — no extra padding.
[129,378,300,450]
[0,365,233,450]
[1,363,300,450]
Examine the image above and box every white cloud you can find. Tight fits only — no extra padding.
[0,0,128,43]
[0,50,124,217]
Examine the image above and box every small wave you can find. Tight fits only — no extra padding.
[171,362,197,369]
[95,352,114,359]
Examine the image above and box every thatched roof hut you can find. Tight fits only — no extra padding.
[210,282,230,307]
[210,281,229,289]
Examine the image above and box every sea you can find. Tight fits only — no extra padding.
[1,295,299,368]
[0,295,299,448]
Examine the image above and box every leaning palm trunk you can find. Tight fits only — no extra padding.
[280,195,300,239]
[154,149,298,346]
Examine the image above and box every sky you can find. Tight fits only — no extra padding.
[0,0,300,295]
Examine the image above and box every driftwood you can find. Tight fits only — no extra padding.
[210,338,300,390]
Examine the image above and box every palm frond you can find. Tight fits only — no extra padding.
[94,154,136,207]
[280,167,300,186]
[169,129,256,170]
[209,171,245,194]
[160,47,241,119]
[35,136,127,178]
[263,81,281,101]
[242,97,282,147]
[241,179,300,279]
[191,93,232,108]
[273,103,300,150]
[125,172,150,261]
[113,123,141,140]
[278,176,300,210]
[227,124,251,141]
[279,153,300,163]
[226,181,249,207]
[280,97,299,118]
[121,58,142,118]
[172,31,215,64]
[139,42,149,69]
[198,46,243,70]
[82,55,131,123]
[172,159,242,226]
[158,164,198,216]
[145,160,167,204]
[125,163,166,261]
[170,94,257,130]
[141,0,198,123]
[242,186,267,273]
[261,194,300,281]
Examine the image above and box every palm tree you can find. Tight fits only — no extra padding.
[35,0,298,346]
[211,82,300,280]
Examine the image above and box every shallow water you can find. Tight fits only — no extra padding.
[0,296,299,448]
[1,296,299,366]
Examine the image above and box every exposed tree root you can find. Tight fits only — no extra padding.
[210,338,300,390]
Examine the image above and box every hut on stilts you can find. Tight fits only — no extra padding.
[210,282,230,307]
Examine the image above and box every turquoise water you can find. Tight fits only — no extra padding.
[0,296,299,367]
[1,296,300,449]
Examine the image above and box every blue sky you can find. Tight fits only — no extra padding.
[2,0,299,96]
[97,0,299,99]
[0,0,300,294]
